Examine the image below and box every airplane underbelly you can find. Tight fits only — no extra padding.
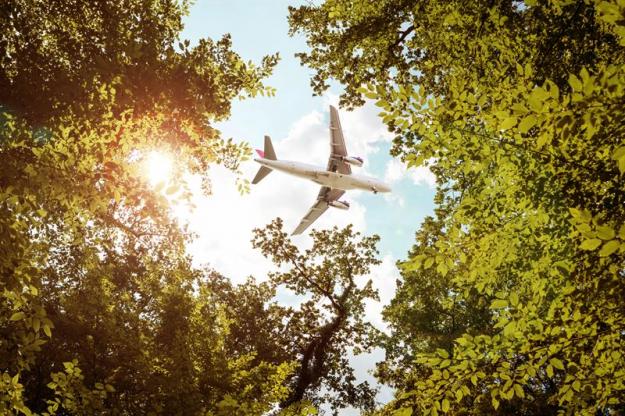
[312,172,357,190]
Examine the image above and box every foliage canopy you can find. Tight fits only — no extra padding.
[290,0,625,414]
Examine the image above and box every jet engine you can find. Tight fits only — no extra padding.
[328,200,350,210]
[342,156,364,167]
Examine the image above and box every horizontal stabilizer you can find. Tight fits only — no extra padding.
[252,166,272,184]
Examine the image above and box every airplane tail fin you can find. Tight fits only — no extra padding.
[261,135,276,160]
[252,136,277,184]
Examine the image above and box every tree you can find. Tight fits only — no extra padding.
[1,1,282,414]
[290,0,625,414]
[1,0,278,125]
[252,219,381,415]
[376,215,491,389]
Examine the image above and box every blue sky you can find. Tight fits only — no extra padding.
[178,0,436,412]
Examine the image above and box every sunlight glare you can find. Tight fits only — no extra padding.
[146,151,173,187]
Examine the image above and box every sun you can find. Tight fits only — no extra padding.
[146,151,173,187]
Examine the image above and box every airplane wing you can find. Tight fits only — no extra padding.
[326,106,351,175]
[292,186,345,235]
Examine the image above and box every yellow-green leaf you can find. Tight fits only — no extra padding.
[500,117,517,130]
[580,239,601,250]
[550,358,565,370]
[492,397,500,410]
[599,240,620,257]
[612,146,625,160]
[393,408,412,416]
[569,74,582,91]
[518,115,537,134]
[596,225,615,240]
[491,299,508,309]
[509,292,519,307]
[442,399,450,413]
[10,312,25,321]
[503,321,517,337]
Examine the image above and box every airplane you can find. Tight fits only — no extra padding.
[252,105,392,235]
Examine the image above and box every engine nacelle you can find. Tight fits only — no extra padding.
[328,200,350,210]
[342,156,364,167]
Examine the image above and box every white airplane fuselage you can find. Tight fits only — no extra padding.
[254,157,392,193]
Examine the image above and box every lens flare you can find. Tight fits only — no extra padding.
[146,151,173,187]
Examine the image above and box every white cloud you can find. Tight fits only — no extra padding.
[384,192,405,208]
[384,158,436,189]
[342,255,400,412]
[363,254,400,333]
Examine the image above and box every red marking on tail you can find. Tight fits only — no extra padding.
[256,149,265,158]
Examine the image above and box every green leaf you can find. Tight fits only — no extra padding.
[580,239,602,250]
[43,324,52,337]
[10,312,25,321]
[596,225,615,240]
[492,397,500,410]
[500,117,517,130]
[599,240,620,257]
[375,99,389,108]
[442,398,450,413]
[392,408,412,416]
[536,133,549,148]
[550,358,565,370]
[503,321,517,337]
[612,146,625,160]
[424,257,435,269]
[569,74,582,91]
[518,115,537,133]
[490,299,508,309]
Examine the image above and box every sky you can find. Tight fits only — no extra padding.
[176,0,436,412]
